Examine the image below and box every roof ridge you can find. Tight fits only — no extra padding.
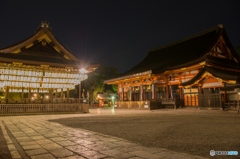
[148,24,223,53]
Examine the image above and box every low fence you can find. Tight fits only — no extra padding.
[114,99,178,110]
[0,103,89,115]
[114,101,151,110]
[198,94,222,109]
[0,98,88,104]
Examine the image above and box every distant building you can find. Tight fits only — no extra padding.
[97,94,111,106]
[104,24,240,109]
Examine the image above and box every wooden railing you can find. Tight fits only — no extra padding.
[114,101,150,110]
[115,98,181,110]
[224,100,239,111]
[198,94,222,108]
[0,103,89,114]
[0,98,88,104]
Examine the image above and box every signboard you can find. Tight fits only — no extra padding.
[191,88,198,93]
[183,88,198,93]
[183,89,191,93]
[144,105,149,108]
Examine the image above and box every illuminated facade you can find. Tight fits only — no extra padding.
[0,21,99,102]
[105,24,240,109]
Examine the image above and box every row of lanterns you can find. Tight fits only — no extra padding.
[0,81,75,89]
[0,68,85,78]
[8,88,68,93]
[0,75,87,83]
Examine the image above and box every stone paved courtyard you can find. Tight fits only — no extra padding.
[0,108,239,159]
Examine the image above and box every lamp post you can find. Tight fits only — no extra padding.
[112,96,114,106]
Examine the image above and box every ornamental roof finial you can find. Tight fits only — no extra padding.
[218,24,223,28]
[41,21,50,28]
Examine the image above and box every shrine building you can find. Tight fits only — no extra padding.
[0,21,99,114]
[104,24,240,109]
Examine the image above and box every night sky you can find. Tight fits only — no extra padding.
[0,0,239,73]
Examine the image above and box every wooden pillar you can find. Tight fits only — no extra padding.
[152,84,155,100]
[223,91,226,103]
[21,87,24,99]
[122,87,124,101]
[55,89,57,98]
[140,85,143,101]
[67,88,70,102]
[48,89,52,103]
[79,83,81,99]
[179,87,183,100]
[37,88,39,99]
[143,87,145,101]
[61,88,63,99]
[166,75,169,99]
[199,86,203,94]
[130,87,132,101]
[28,88,31,99]
[5,86,9,104]
[179,73,182,100]
[51,89,54,102]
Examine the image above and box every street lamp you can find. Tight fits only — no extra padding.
[79,69,86,74]
[111,96,115,106]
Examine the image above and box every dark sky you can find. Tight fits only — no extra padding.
[0,0,239,73]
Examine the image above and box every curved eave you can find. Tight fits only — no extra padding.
[181,66,240,86]
[206,56,240,70]
[43,28,81,61]
[180,68,205,86]
[104,70,152,84]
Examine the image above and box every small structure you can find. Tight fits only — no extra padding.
[105,24,240,110]
[0,21,100,114]
[97,94,111,106]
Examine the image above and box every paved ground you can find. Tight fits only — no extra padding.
[49,108,240,159]
[0,108,239,159]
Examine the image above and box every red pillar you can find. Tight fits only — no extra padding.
[152,84,155,100]
[179,87,183,100]
[223,91,227,103]
[166,74,169,99]
[130,87,132,101]
[122,87,124,101]
[199,86,203,94]
[143,88,145,101]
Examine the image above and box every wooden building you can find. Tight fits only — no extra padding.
[97,94,111,107]
[104,24,240,109]
[0,21,99,107]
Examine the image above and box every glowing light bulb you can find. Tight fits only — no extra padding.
[79,69,86,74]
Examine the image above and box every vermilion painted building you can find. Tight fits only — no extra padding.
[104,24,240,109]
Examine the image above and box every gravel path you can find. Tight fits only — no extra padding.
[49,108,240,158]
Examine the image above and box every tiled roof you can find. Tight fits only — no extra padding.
[122,25,223,76]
